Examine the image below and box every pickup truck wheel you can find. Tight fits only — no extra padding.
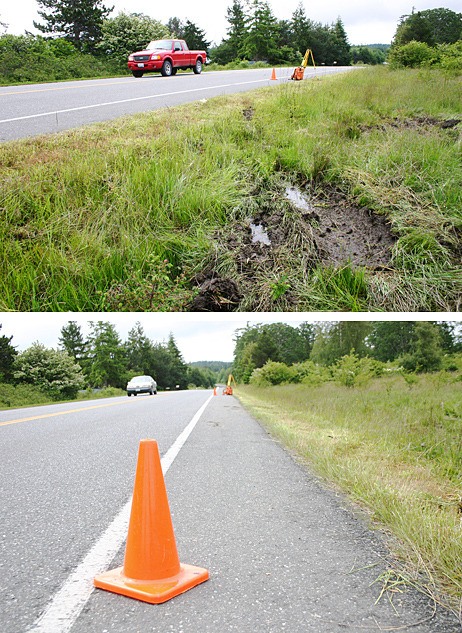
[193,60,202,74]
[132,70,143,78]
[161,60,173,77]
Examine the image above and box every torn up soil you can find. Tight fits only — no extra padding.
[294,187,396,268]
[189,182,396,311]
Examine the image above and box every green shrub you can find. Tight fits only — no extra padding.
[0,382,50,408]
[438,40,462,72]
[250,361,300,386]
[388,41,437,68]
[292,360,332,386]
[333,352,379,387]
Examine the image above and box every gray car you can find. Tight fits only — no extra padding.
[126,375,157,396]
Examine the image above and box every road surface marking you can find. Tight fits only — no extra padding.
[0,79,271,125]
[27,394,213,633]
[0,399,136,427]
[0,79,132,97]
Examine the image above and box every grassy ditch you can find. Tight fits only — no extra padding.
[235,375,462,615]
[1,67,461,311]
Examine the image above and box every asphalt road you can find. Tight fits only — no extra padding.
[0,66,353,142]
[0,392,459,633]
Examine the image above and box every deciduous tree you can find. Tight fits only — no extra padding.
[99,12,169,64]
[14,343,85,399]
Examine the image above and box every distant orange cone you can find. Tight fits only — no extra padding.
[213,387,217,396]
[270,68,277,80]
[94,439,209,603]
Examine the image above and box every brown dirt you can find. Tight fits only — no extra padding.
[189,183,396,311]
[300,187,396,268]
[189,277,241,311]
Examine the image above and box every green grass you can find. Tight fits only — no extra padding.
[1,67,461,310]
[236,373,462,614]
[0,383,126,409]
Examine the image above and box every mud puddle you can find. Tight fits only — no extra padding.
[189,182,396,310]
[286,185,395,268]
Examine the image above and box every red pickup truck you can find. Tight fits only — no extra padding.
[128,39,207,78]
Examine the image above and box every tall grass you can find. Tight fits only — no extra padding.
[236,373,462,612]
[1,67,461,310]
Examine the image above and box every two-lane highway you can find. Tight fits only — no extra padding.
[1,391,458,633]
[0,67,354,142]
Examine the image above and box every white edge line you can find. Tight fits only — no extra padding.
[27,394,214,633]
[0,80,269,124]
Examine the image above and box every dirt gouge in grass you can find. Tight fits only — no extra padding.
[94,439,209,603]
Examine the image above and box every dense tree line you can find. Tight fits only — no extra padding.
[0,321,216,403]
[211,1,351,66]
[232,321,462,384]
[388,7,462,70]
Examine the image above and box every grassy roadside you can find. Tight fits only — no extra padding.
[235,376,462,616]
[1,66,461,311]
[0,383,125,409]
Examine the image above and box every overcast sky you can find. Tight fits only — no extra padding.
[0,313,453,363]
[3,1,462,46]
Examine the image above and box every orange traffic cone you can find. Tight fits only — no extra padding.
[94,439,209,603]
[270,68,277,80]
[213,387,217,396]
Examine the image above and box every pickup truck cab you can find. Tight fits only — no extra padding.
[128,39,206,77]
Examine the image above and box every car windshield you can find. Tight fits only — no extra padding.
[130,377,150,384]
[146,40,173,51]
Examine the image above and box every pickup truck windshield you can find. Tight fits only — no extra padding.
[146,40,173,50]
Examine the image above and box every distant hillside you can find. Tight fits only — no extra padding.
[189,361,232,372]
[354,43,391,50]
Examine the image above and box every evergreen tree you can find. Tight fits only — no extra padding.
[164,333,189,389]
[242,0,279,62]
[400,322,443,373]
[291,3,311,54]
[59,321,87,365]
[124,322,154,375]
[187,366,215,388]
[226,0,248,59]
[166,17,184,38]
[86,321,126,388]
[182,19,211,51]
[0,324,17,382]
[331,18,351,65]
[298,322,316,358]
[34,0,114,53]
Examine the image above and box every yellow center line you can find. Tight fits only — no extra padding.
[0,398,134,427]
